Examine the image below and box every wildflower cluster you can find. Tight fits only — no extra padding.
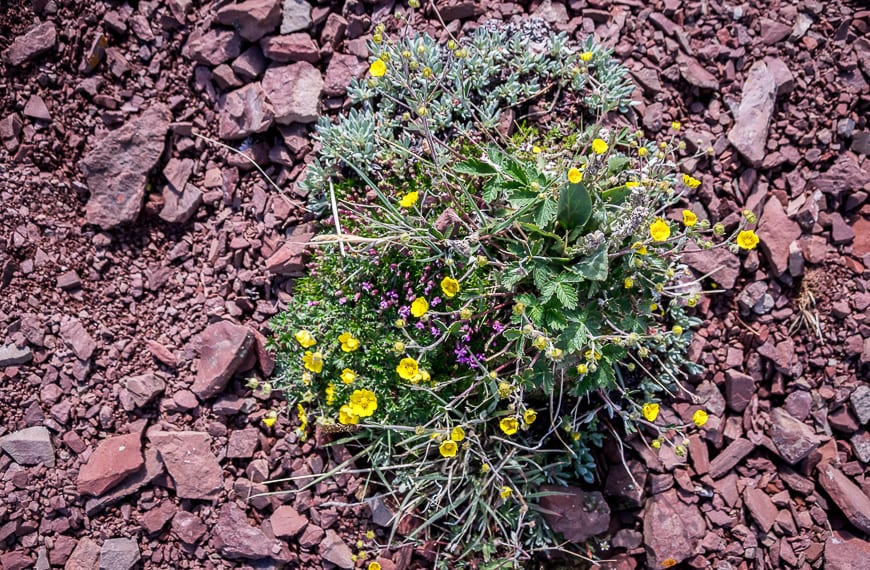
[270,19,752,567]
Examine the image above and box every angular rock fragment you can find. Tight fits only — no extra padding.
[0,426,55,467]
[757,197,801,278]
[214,503,277,560]
[99,538,140,570]
[77,433,144,496]
[0,344,32,367]
[817,462,870,534]
[262,62,322,124]
[281,0,312,33]
[192,320,254,399]
[218,82,274,140]
[539,485,610,542]
[320,530,354,569]
[727,61,777,167]
[183,29,241,66]
[149,431,223,500]
[708,438,755,479]
[3,22,57,66]
[123,373,166,408]
[643,489,705,568]
[80,105,171,228]
[770,408,820,465]
[825,531,870,569]
[216,0,282,42]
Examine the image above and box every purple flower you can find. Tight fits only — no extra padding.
[430,297,441,307]
[492,321,505,333]
[398,306,410,319]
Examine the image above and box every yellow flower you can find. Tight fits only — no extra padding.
[591,138,609,154]
[567,167,583,184]
[736,229,760,250]
[533,336,548,350]
[393,341,405,353]
[348,389,378,417]
[631,242,648,255]
[500,486,512,499]
[625,181,639,188]
[394,318,405,328]
[396,357,419,380]
[459,307,472,320]
[682,173,701,188]
[576,363,588,374]
[341,368,356,384]
[451,426,465,442]
[439,440,458,458]
[410,297,428,318]
[497,381,512,398]
[368,563,382,570]
[262,411,277,428]
[580,51,593,62]
[338,332,360,352]
[532,145,542,154]
[325,384,336,405]
[399,191,418,208]
[649,218,671,242]
[499,417,519,436]
[624,277,634,289]
[369,58,386,77]
[642,403,660,422]
[651,438,662,449]
[441,276,460,298]
[671,121,681,131]
[411,369,430,384]
[682,209,698,227]
[339,405,359,425]
[638,146,648,157]
[523,409,537,425]
[297,403,308,430]
[295,330,316,348]
[692,409,709,427]
[672,325,683,335]
[302,351,323,373]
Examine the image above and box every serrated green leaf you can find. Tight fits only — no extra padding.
[557,181,592,231]
[607,156,630,174]
[567,245,609,281]
[534,198,558,228]
[554,280,578,309]
[454,158,498,177]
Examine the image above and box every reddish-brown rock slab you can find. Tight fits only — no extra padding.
[817,462,870,534]
[708,437,756,479]
[172,510,208,545]
[727,60,777,167]
[149,431,223,500]
[191,320,254,399]
[682,244,740,290]
[262,62,323,124]
[85,446,164,516]
[80,104,171,229]
[65,537,100,570]
[320,529,354,569]
[770,407,821,465]
[643,489,705,568]
[99,538,140,570]
[0,426,55,467]
[264,230,315,275]
[214,503,280,560]
[270,505,308,538]
[3,21,57,66]
[539,485,610,543]
[226,428,260,459]
[825,531,870,570]
[77,432,144,496]
[758,196,801,278]
[215,0,282,42]
[139,500,177,535]
[724,370,755,413]
[744,487,779,533]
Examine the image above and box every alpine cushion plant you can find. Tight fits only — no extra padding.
[268,17,756,568]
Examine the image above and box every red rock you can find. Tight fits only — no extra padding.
[80,104,172,229]
[139,500,177,535]
[744,487,779,533]
[320,13,347,49]
[759,17,791,45]
[810,153,869,199]
[817,462,870,534]
[160,182,202,224]
[724,370,755,413]
[643,489,705,568]
[123,373,166,408]
[260,33,320,63]
[149,431,223,500]
[218,82,274,141]
[262,62,323,124]
[682,243,740,290]
[192,320,254,399]
[770,408,821,465]
[322,53,365,97]
[677,54,719,90]
[829,406,860,433]
[830,212,856,245]
[172,510,207,544]
[214,503,278,560]
[3,22,56,66]
[49,535,77,566]
[320,529,354,569]
[825,531,870,569]
[77,432,144,496]
[0,426,55,467]
[146,340,177,367]
[98,538,140,570]
[183,28,242,66]
[65,537,100,570]
[0,551,33,570]
[299,523,325,548]
[758,197,801,278]
[23,94,51,122]
[270,505,308,538]
[250,327,276,376]
[227,428,259,459]
[604,459,647,508]
[265,230,315,275]
[708,438,755,479]
[60,318,96,360]
[439,0,485,21]
[216,0,282,42]
[539,485,610,542]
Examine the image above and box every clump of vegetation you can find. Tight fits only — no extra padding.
[269,14,758,569]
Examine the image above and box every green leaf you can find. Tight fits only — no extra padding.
[566,245,609,281]
[602,185,631,204]
[607,156,630,174]
[454,158,498,177]
[557,181,592,231]
[553,280,578,310]
[563,322,588,353]
[534,197,558,228]
[482,181,500,202]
